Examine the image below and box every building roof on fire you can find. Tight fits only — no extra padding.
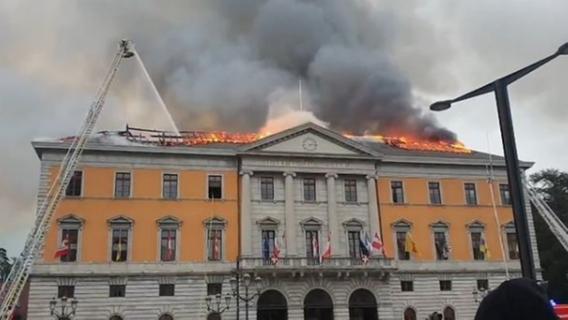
[31,122,533,168]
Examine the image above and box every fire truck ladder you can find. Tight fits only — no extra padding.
[524,178,568,253]
[0,40,135,320]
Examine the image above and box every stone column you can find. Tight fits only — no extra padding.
[367,174,380,238]
[325,173,339,255]
[283,172,297,256]
[240,170,253,256]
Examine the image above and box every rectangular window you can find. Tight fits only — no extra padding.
[303,178,316,201]
[109,285,126,298]
[111,228,128,262]
[429,182,442,204]
[347,231,362,260]
[500,184,512,205]
[391,181,405,203]
[344,179,358,202]
[65,171,82,197]
[396,231,410,260]
[159,284,175,297]
[60,229,78,262]
[57,285,75,298]
[471,232,484,260]
[465,183,477,205]
[208,175,223,199]
[440,280,452,291]
[305,230,319,265]
[207,283,222,296]
[160,229,177,262]
[261,230,275,263]
[401,281,414,292]
[477,279,489,291]
[114,172,131,198]
[163,174,178,199]
[506,232,520,260]
[207,229,223,261]
[434,231,449,260]
[260,177,274,201]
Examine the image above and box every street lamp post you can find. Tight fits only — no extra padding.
[230,273,263,320]
[49,296,78,320]
[430,43,568,280]
[205,292,232,316]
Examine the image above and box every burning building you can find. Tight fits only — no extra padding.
[26,122,539,320]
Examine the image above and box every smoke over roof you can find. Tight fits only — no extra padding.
[146,0,456,141]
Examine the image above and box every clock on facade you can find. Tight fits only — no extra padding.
[302,137,318,151]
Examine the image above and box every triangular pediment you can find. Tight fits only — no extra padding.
[242,123,378,157]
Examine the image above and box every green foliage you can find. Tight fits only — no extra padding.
[0,247,12,282]
[531,169,568,303]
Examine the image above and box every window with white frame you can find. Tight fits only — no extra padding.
[302,218,321,265]
[504,222,519,260]
[428,182,442,204]
[208,175,223,199]
[114,172,131,198]
[344,219,363,260]
[431,221,450,260]
[303,178,316,202]
[468,222,486,261]
[464,183,478,205]
[393,220,411,260]
[163,174,178,199]
[65,171,83,197]
[391,180,405,203]
[344,178,358,202]
[57,215,83,262]
[260,176,274,201]
[108,216,132,262]
[206,218,225,261]
[158,217,180,262]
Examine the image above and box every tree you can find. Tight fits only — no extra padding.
[0,247,12,282]
[531,169,568,302]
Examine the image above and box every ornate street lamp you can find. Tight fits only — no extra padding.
[205,292,232,315]
[430,42,568,280]
[230,273,263,320]
[49,296,78,320]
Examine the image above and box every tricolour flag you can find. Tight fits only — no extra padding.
[320,233,331,263]
[54,235,70,258]
[359,234,370,264]
[371,232,384,255]
[271,235,281,264]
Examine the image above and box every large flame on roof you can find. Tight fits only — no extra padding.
[120,126,471,153]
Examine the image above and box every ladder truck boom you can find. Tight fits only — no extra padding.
[0,40,135,319]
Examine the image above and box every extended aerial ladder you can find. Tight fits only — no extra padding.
[0,40,135,319]
[524,177,568,253]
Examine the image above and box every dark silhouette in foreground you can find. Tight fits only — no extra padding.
[475,278,558,320]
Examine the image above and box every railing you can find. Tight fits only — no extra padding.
[239,256,395,270]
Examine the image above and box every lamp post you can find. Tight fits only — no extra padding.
[49,296,78,320]
[430,42,568,280]
[205,292,232,316]
[230,273,263,320]
[472,287,491,304]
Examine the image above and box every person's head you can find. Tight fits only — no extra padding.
[474,278,558,320]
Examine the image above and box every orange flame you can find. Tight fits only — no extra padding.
[120,127,471,153]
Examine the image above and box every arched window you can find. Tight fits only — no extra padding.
[257,290,287,320]
[443,306,455,320]
[304,289,333,320]
[348,289,377,320]
[109,316,123,320]
[159,314,173,320]
[404,307,416,320]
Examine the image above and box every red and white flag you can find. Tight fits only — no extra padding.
[271,235,281,264]
[371,232,385,255]
[320,233,331,263]
[166,232,175,261]
[54,235,70,258]
[213,236,221,260]
[312,235,319,260]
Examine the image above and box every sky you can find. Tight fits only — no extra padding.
[0,0,567,256]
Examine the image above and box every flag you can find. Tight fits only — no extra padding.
[166,232,175,261]
[262,236,270,261]
[213,235,221,260]
[404,232,418,254]
[54,234,70,258]
[372,232,384,255]
[312,235,319,260]
[271,235,281,264]
[359,236,370,263]
[480,238,491,259]
[320,233,331,263]
[115,238,123,262]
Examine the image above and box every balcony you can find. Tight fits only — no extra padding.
[238,256,396,278]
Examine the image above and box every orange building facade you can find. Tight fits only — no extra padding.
[26,123,540,320]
